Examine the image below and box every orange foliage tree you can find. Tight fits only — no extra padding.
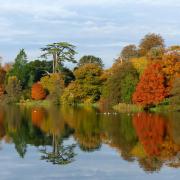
[133,113,166,157]
[31,82,46,100]
[162,53,180,94]
[133,62,167,106]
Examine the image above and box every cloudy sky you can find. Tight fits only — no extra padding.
[0,0,180,67]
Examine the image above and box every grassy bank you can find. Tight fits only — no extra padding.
[113,103,143,113]
[74,103,99,108]
[17,99,99,108]
[18,99,51,107]
[114,102,180,113]
[13,99,180,113]
[149,105,180,112]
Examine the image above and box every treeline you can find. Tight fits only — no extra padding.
[0,33,179,110]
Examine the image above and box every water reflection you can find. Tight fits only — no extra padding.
[0,105,180,173]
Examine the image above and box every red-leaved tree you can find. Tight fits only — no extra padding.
[31,82,46,100]
[133,63,167,106]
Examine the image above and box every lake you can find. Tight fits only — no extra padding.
[0,105,180,180]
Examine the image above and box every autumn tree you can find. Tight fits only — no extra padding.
[139,33,165,56]
[40,74,64,93]
[170,77,180,110]
[169,45,180,51]
[61,81,85,104]
[5,76,22,103]
[40,73,64,104]
[31,82,46,100]
[130,57,148,76]
[78,55,104,68]
[104,61,139,105]
[147,46,164,60]
[121,44,138,60]
[62,63,103,104]
[74,63,102,103]
[41,42,77,73]
[133,62,166,107]
[110,58,124,73]
[161,53,180,94]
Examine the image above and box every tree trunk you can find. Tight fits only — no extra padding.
[53,54,56,73]
[55,54,58,72]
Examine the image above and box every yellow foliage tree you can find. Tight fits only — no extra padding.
[130,57,149,76]
[40,73,64,94]
[62,63,103,104]
[61,81,85,104]
[162,54,180,93]
[40,73,65,104]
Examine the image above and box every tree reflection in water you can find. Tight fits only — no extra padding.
[133,112,166,157]
[0,105,180,171]
[132,112,180,173]
[31,106,77,165]
[39,137,76,165]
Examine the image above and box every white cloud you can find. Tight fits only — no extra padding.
[79,42,131,48]
[0,0,179,66]
[0,1,78,19]
[136,0,180,6]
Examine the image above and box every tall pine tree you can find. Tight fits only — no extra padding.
[8,49,28,88]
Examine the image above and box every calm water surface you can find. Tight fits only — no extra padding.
[0,105,180,180]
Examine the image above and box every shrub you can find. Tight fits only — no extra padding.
[31,82,46,100]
